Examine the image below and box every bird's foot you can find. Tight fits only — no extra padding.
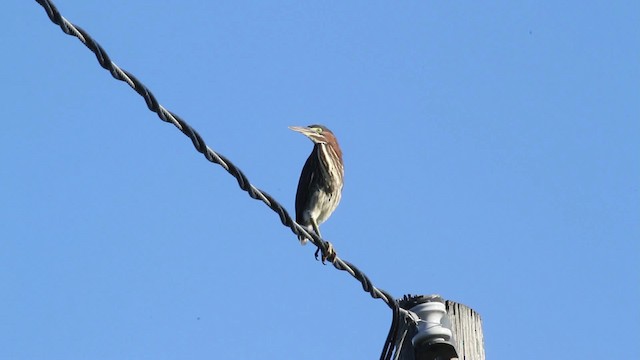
[315,241,335,264]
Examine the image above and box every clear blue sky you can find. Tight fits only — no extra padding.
[2,1,638,359]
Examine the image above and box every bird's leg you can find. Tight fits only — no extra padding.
[311,221,321,239]
[311,221,324,262]
[311,221,335,264]
[322,242,334,264]
[312,222,321,258]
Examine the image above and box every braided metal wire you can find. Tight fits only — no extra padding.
[34,1,417,354]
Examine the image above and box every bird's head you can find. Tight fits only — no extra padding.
[288,124,335,145]
[289,124,343,162]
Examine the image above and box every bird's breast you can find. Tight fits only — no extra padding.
[306,187,342,225]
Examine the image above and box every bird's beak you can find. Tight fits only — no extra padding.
[288,126,315,138]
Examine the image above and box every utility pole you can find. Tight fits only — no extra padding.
[396,295,485,360]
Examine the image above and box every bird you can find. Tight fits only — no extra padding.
[289,124,344,261]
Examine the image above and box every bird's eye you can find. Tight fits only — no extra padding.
[314,127,323,133]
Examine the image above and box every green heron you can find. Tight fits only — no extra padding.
[289,125,344,260]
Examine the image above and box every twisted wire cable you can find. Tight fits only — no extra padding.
[34,1,417,352]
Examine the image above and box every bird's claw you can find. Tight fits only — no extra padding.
[315,241,336,264]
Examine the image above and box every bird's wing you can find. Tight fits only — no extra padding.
[295,148,318,223]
